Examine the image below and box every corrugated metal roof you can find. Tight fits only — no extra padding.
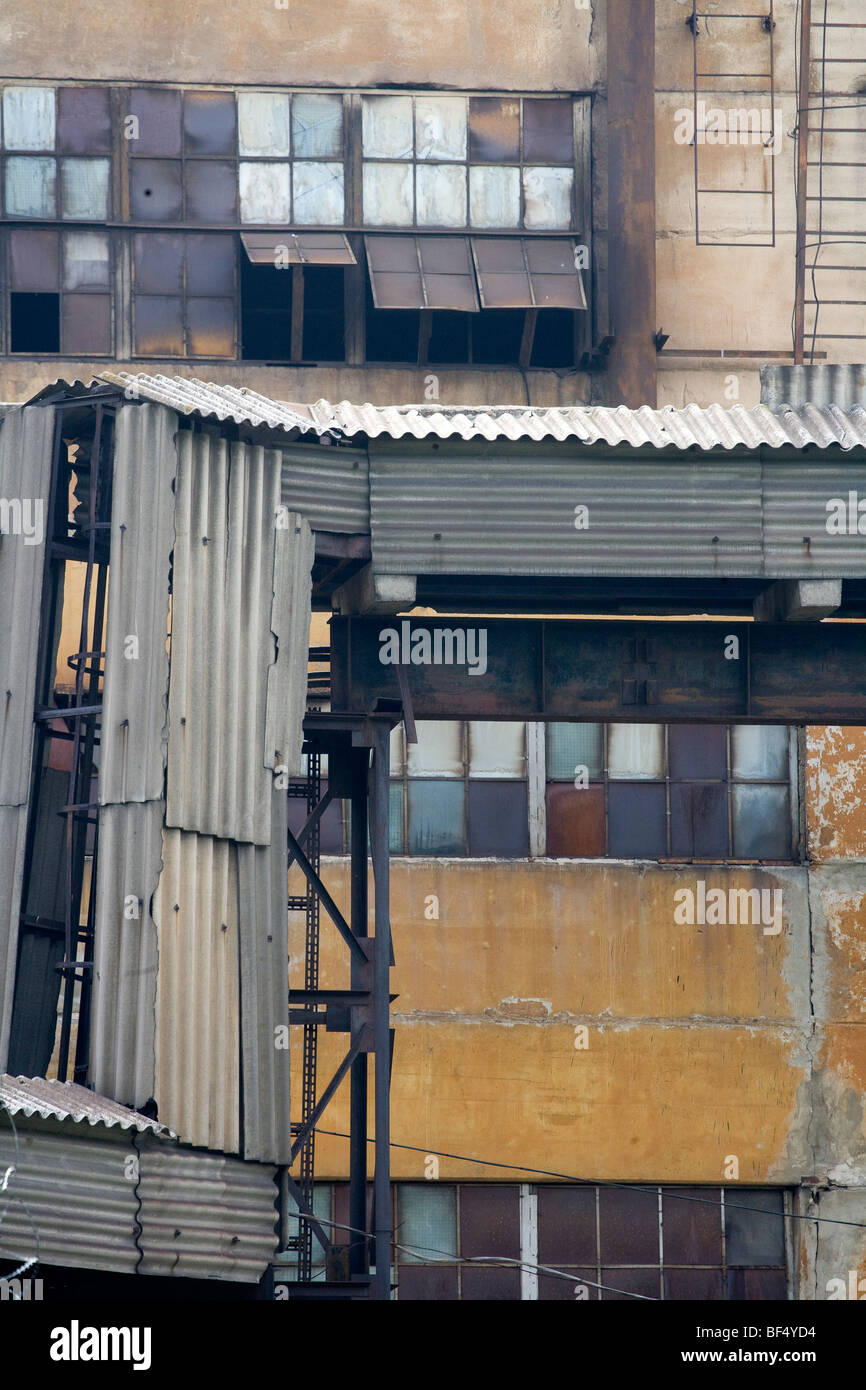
[310,398,866,450]
[761,363,866,410]
[97,370,319,436]
[0,1073,167,1133]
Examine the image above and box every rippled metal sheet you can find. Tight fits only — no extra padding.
[0,806,28,1071]
[761,364,866,410]
[266,509,314,781]
[0,1073,166,1132]
[280,443,369,532]
[98,370,318,436]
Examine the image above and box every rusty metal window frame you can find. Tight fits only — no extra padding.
[0,84,113,222]
[130,228,237,359]
[3,224,115,356]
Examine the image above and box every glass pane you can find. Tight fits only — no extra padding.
[390,722,406,777]
[670,783,729,858]
[406,720,463,777]
[3,87,55,151]
[469,166,520,228]
[607,725,664,780]
[60,157,110,220]
[292,161,344,225]
[127,89,182,156]
[468,781,528,856]
[134,233,183,293]
[724,1189,785,1266]
[546,784,605,857]
[10,226,59,290]
[668,724,727,781]
[418,235,477,309]
[407,780,465,855]
[365,233,422,307]
[537,1186,597,1264]
[186,160,237,222]
[523,166,573,230]
[63,230,110,290]
[415,164,467,228]
[547,722,603,779]
[461,1267,521,1300]
[183,91,237,155]
[415,96,467,161]
[58,87,111,155]
[460,1185,520,1259]
[398,1266,459,1299]
[468,96,520,161]
[130,159,182,220]
[133,294,183,356]
[62,293,110,354]
[726,1267,787,1299]
[389,781,404,852]
[362,95,413,159]
[237,92,290,157]
[601,1269,660,1301]
[292,93,342,158]
[522,98,574,162]
[607,783,667,857]
[363,162,414,227]
[539,1268,598,1300]
[5,156,56,217]
[397,1185,457,1263]
[731,725,789,781]
[731,785,790,858]
[239,161,291,223]
[472,236,531,308]
[661,1188,722,1264]
[599,1188,660,1264]
[468,721,525,777]
[187,297,234,358]
[665,1269,723,1300]
[525,237,587,309]
[186,233,235,295]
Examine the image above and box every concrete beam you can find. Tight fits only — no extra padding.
[333,565,416,615]
[753,579,842,623]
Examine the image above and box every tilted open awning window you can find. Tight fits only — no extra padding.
[365,234,480,311]
[240,232,356,265]
[472,237,587,310]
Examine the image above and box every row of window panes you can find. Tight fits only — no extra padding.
[276,1183,787,1300]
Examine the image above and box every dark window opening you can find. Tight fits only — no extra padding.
[472,308,525,365]
[240,254,292,361]
[302,266,346,362]
[427,311,469,365]
[365,276,419,363]
[531,309,575,368]
[11,292,60,353]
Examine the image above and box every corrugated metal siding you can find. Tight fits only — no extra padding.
[763,459,866,576]
[90,801,163,1109]
[0,805,29,1072]
[280,443,370,533]
[266,509,314,780]
[100,403,176,806]
[152,829,241,1155]
[762,364,866,410]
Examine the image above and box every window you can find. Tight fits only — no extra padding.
[132,231,235,357]
[2,86,111,221]
[6,226,111,354]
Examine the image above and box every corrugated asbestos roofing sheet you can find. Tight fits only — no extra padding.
[761,363,866,410]
[0,1073,168,1134]
[97,370,320,435]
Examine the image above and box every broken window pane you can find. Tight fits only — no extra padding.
[128,89,182,156]
[407,780,466,855]
[415,96,467,161]
[186,160,237,222]
[417,236,478,310]
[62,293,111,354]
[415,164,467,228]
[188,297,234,357]
[468,721,525,777]
[63,230,110,290]
[10,226,59,290]
[10,292,59,351]
[2,87,55,151]
[731,725,789,781]
[523,166,573,230]
[607,724,664,779]
[362,95,413,159]
[292,161,345,225]
[240,252,292,360]
[183,91,237,155]
[731,785,790,858]
[130,159,182,220]
[58,87,111,155]
[670,783,729,858]
[546,784,606,857]
[607,783,667,857]
[187,233,235,295]
[60,157,110,220]
[472,307,525,363]
[302,265,345,360]
[468,781,528,855]
[547,723,603,780]
[239,161,291,223]
[468,96,520,162]
[469,166,520,228]
[523,98,574,162]
[668,724,727,781]
[292,93,343,158]
[363,162,414,226]
[5,156,56,217]
[133,232,183,293]
[531,309,576,367]
[407,720,463,777]
[365,233,422,308]
[237,92,290,157]
[133,294,183,356]
[427,310,470,363]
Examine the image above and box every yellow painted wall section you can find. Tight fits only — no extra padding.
[806,728,866,862]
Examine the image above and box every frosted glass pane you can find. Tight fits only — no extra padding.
[547,723,603,780]
[607,724,664,780]
[63,230,110,289]
[60,157,109,220]
[292,161,344,224]
[407,781,465,855]
[3,87,55,150]
[415,164,467,227]
[732,784,790,858]
[468,721,525,777]
[292,93,342,158]
[731,725,789,781]
[415,96,467,161]
[363,162,413,226]
[390,723,405,777]
[389,781,404,852]
[407,720,463,777]
[362,95,413,158]
[523,166,574,229]
[469,166,520,228]
[5,156,55,217]
[237,92,290,156]
[398,1185,457,1263]
[239,161,291,223]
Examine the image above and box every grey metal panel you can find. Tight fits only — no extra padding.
[96,370,317,435]
[762,364,866,409]
[100,403,176,807]
[152,828,241,1156]
[0,1073,167,1132]
[237,788,290,1165]
[0,805,29,1072]
[90,801,163,1109]
[166,433,283,846]
[762,459,866,577]
[279,443,370,533]
[266,509,314,780]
